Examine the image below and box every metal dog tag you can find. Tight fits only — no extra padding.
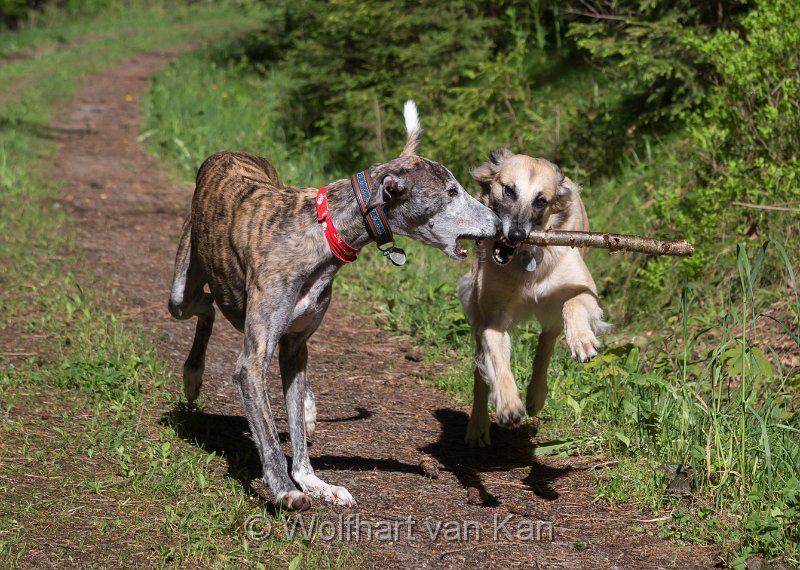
[519,246,543,272]
[385,247,407,266]
[521,254,537,272]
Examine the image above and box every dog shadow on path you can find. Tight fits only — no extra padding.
[161,404,420,493]
[161,406,263,487]
[162,405,567,508]
[420,409,571,504]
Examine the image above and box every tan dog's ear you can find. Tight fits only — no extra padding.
[470,148,513,185]
[555,165,582,204]
[400,100,423,157]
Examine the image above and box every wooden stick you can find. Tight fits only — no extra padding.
[731,201,800,213]
[522,229,695,257]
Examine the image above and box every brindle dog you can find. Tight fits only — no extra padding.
[168,102,499,510]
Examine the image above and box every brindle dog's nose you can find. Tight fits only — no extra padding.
[508,227,526,244]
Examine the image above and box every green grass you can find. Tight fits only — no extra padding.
[141,34,800,567]
[0,4,359,568]
[0,2,210,56]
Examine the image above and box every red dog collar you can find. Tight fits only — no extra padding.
[316,186,359,263]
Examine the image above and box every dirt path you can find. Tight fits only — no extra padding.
[50,48,719,569]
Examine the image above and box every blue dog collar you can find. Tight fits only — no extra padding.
[350,169,393,246]
[349,169,406,266]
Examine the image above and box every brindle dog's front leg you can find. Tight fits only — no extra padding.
[234,292,311,511]
[280,334,356,506]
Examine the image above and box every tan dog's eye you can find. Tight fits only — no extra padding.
[502,184,517,200]
[534,195,548,208]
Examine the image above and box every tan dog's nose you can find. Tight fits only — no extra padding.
[508,227,526,244]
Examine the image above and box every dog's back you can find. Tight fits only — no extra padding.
[186,152,317,329]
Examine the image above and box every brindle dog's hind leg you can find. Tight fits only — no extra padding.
[168,217,215,403]
[304,383,317,439]
[280,333,355,506]
[237,289,311,511]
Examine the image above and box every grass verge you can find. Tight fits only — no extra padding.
[142,34,800,567]
[0,5,358,568]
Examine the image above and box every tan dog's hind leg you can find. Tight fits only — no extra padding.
[477,327,526,428]
[525,329,559,416]
[465,367,491,447]
[168,218,215,403]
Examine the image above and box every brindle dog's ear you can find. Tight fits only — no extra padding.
[367,172,409,210]
[470,148,513,185]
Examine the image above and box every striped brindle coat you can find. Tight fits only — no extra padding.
[168,102,499,510]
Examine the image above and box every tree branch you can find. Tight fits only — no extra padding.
[523,229,694,257]
[731,201,800,213]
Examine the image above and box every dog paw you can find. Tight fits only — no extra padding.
[465,414,491,448]
[295,474,356,507]
[277,490,312,512]
[565,329,600,363]
[493,393,526,428]
[303,484,356,507]
[310,485,356,507]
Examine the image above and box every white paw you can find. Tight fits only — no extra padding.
[295,474,356,507]
[182,365,203,403]
[565,328,600,363]
[276,490,312,511]
[493,391,526,428]
[311,485,356,507]
[465,413,491,448]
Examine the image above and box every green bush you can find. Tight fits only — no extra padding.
[637,0,799,290]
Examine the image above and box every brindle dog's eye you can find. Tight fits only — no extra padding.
[534,195,548,208]
[502,184,517,200]
[448,187,458,197]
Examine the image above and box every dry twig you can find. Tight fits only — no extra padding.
[523,229,694,257]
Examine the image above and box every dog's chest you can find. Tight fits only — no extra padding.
[287,265,338,334]
[479,247,562,304]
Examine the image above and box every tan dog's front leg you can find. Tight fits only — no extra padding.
[563,292,608,362]
[477,327,526,428]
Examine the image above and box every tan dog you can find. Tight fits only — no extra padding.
[458,149,609,447]
[169,102,499,509]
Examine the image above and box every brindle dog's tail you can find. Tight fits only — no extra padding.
[168,215,215,403]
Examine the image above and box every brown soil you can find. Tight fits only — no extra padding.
[48,49,722,568]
